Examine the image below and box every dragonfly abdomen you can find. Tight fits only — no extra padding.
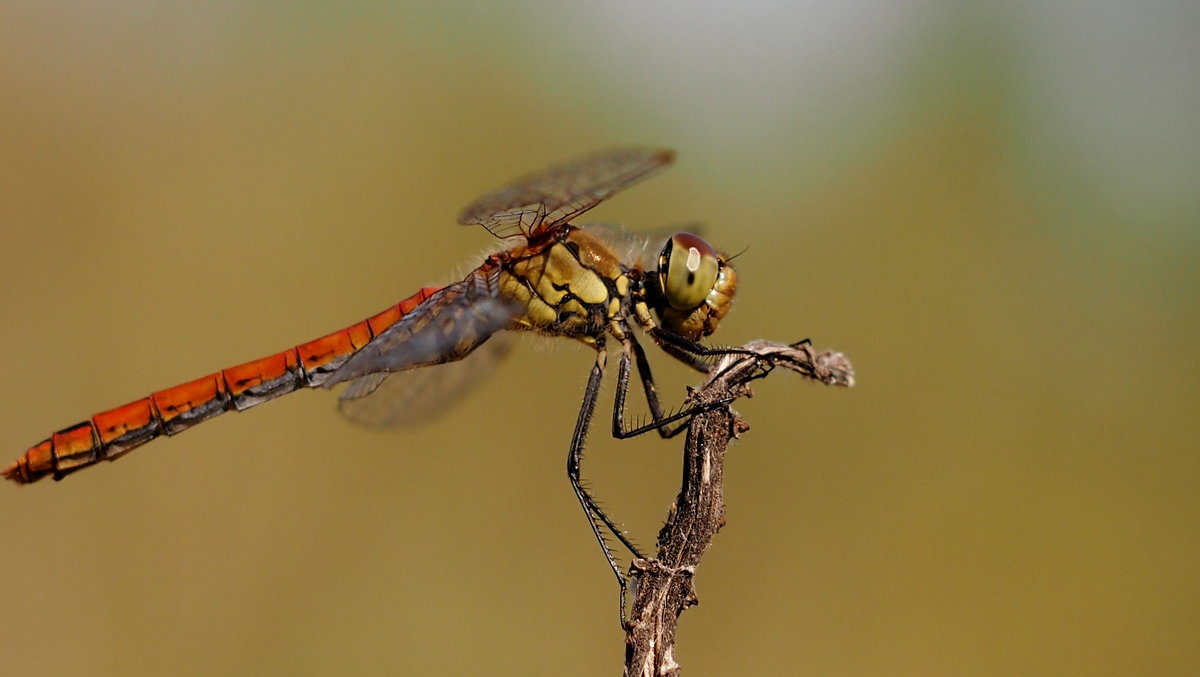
[3,286,443,484]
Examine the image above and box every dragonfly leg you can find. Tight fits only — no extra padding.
[648,326,760,369]
[612,337,692,440]
[612,333,742,440]
[568,339,646,620]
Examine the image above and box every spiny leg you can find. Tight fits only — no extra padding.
[648,326,760,369]
[612,336,696,440]
[567,339,645,619]
[570,332,760,619]
[612,332,746,439]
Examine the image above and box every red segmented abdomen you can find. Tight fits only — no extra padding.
[3,286,442,484]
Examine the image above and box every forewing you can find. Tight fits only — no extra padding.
[336,334,513,427]
[457,147,675,238]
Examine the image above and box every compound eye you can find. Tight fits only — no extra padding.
[658,233,719,310]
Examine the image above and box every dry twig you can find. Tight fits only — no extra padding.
[623,339,854,676]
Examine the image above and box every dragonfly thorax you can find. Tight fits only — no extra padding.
[498,227,631,339]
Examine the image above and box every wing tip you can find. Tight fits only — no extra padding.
[652,147,676,165]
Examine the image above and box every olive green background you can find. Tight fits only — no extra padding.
[1,3,1196,675]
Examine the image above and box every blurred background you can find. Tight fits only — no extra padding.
[1,1,1196,675]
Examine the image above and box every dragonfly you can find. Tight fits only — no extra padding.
[5,147,739,603]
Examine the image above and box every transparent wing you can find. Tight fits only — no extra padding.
[324,265,520,388]
[337,334,513,427]
[580,221,707,269]
[457,147,675,239]
[578,222,655,268]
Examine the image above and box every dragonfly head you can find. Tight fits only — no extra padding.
[653,232,737,340]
